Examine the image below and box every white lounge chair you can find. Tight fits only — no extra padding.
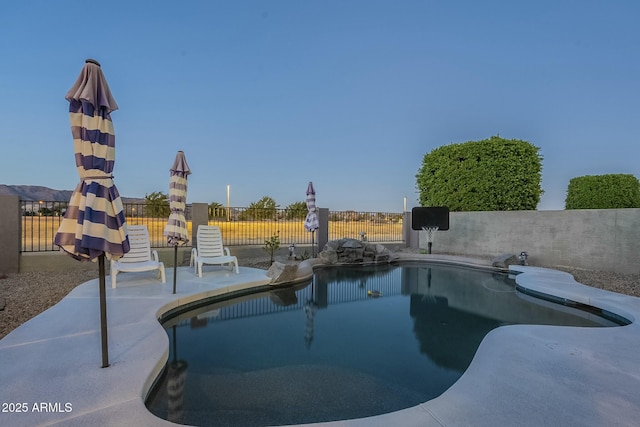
[190,225,239,277]
[111,225,166,288]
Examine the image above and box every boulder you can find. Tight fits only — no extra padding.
[342,247,364,263]
[319,247,338,264]
[491,253,519,269]
[318,238,398,265]
[267,262,299,285]
[324,240,342,251]
[341,239,363,249]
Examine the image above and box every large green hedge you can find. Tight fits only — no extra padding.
[416,136,543,211]
[565,174,640,209]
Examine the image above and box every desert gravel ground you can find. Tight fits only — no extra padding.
[1,253,639,340]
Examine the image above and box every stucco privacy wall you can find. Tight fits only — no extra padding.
[419,209,640,274]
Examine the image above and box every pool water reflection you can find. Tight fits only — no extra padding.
[146,263,620,427]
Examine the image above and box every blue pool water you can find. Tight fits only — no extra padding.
[146,263,621,426]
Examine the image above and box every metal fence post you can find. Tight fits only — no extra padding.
[403,211,419,249]
[317,208,329,254]
[0,195,21,274]
[191,203,209,249]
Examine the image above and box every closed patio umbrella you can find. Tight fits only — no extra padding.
[304,297,318,349]
[167,325,188,423]
[54,59,129,368]
[163,151,191,294]
[304,182,319,256]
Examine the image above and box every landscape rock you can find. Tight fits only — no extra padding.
[319,247,338,265]
[266,262,299,285]
[342,239,363,249]
[318,238,398,265]
[492,253,519,269]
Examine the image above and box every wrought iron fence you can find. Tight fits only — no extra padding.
[123,202,193,247]
[20,201,69,252]
[20,200,404,252]
[207,206,312,246]
[327,211,403,243]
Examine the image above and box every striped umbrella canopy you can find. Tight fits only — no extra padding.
[304,181,319,232]
[164,151,191,246]
[54,59,129,368]
[54,59,129,261]
[167,325,188,423]
[164,151,191,294]
[167,360,188,423]
[304,182,319,256]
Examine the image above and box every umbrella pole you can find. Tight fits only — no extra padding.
[172,325,177,362]
[173,245,178,294]
[98,254,109,368]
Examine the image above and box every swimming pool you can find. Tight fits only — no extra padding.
[146,263,623,426]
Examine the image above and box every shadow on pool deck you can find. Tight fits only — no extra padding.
[1,255,640,427]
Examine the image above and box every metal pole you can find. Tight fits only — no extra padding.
[226,185,230,222]
[173,245,178,294]
[98,254,109,368]
[172,325,177,362]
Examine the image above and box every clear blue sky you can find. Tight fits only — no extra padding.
[1,1,638,212]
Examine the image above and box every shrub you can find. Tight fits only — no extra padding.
[263,231,280,265]
[565,174,640,209]
[145,191,169,217]
[416,136,543,211]
[240,196,278,220]
[284,201,308,220]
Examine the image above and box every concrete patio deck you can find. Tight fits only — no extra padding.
[1,255,639,426]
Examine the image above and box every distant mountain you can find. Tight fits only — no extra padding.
[0,185,144,203]
[0,185,73,202]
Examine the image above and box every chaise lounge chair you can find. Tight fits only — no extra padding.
[111,225,166,288]
[190,225,239,277]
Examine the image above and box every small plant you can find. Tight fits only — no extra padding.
[301,249,311,260]
[263,231,280,265]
